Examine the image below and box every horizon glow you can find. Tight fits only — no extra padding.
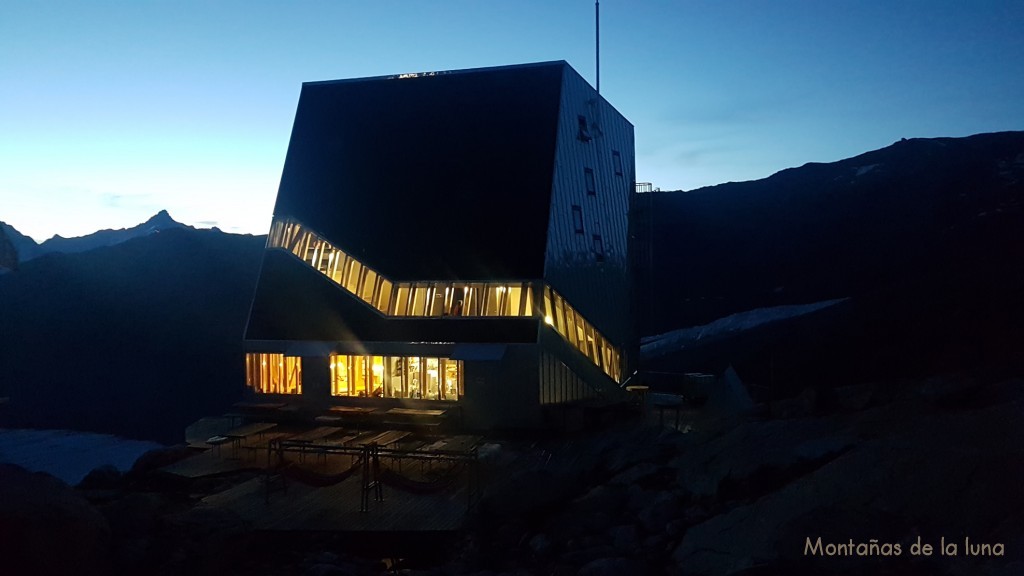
[1,1,1022,242]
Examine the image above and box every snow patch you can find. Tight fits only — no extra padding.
[854,164,881,177]
[641,298,848,359]
[0,428,164,485]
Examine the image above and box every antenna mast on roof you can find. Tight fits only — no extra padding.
[595,0,600,94]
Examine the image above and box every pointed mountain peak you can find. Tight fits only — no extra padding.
[145,209,178,226]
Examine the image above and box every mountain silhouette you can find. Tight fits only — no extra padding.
[0,226,265,443]
[1,132,1022,439]
[0,210,190,263]
[638,131,1024,395]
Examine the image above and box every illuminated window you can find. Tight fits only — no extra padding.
[506,285,522,316]
[612,150,623,176]
[465,283,483,316]
[268,219,537,319]
[585,168,596,196]
[483,285,502,316]
[330,354,462,401]
[410,284,429,316]
[543,287,554,326]
[554,293,567,338]
[376,278,393,313]
[394,285,410,315]
[266,218,625,381]
[343,259,362,293]
[246,353,302,395]
[428,284,446,316]
[359,268,377,303]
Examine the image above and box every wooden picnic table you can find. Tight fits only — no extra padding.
[352,430,394,447]
[225,421,278,439]
[345,430,385,446]
[233,401,287,410]
[385,407,448,417]
[221,422,277,456]
[435,435,482,453]
[328,406,377,415]
[288,426,343,443]
[372,430,411,448]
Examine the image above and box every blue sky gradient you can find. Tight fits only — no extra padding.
[2,1,1021,241]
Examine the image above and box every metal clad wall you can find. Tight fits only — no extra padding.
[543,65,635,349]
[271,63,564,282]
[461,344,541,429]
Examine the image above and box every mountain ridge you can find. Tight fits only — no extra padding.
[0,209,195,263]
[637,130,1024,394]
[0,225,266,443]
[1,130,1022,439]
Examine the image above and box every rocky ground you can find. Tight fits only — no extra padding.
[2,375,1022,576]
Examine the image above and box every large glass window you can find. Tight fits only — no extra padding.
[410,284,430,316]
[394,285,411,315]
[541,287,623,383]
[331,354,462,401]
[359,268,378,303]
[267,219,535,318]
[266,218,623,382]
[376,278,393,313]
[506,285,522,316]
[246,353,302,395]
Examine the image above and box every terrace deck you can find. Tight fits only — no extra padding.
[163,428,478,532]
[200,464,469,532]
[159,448,258,478]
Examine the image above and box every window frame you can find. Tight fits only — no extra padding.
[571,205,585,234]
[577,115,592,142]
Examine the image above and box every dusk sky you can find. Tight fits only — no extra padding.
[2,1,1022,242]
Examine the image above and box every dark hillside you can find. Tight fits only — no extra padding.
[640,131,1024,391]
[641,131,1024,332]
[0,228,265,443]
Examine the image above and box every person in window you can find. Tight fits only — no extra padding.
[450,299,463,317]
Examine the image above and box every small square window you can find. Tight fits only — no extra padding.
[612,150,623,176]
[592,234,605,262]
[584,168,596,196]
[571,205,584,234]
[577,115,592,142]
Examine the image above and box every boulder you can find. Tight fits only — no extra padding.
[577,557,640,576]
[636,490,685,534]
[672,392,1024,575]
[478,468,575,521]
[0,464,110,576]
[78,463,124,490]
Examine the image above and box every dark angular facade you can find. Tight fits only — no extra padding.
[244,61,636,429]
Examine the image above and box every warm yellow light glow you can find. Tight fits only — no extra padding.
[246,353,302,395]
[328,353,461,401]
[267,218,625,382]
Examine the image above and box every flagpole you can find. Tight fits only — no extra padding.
[595,0,600,94]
